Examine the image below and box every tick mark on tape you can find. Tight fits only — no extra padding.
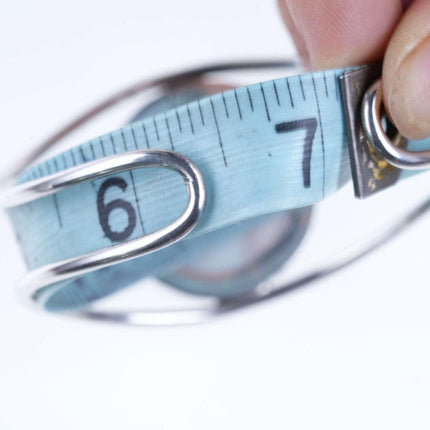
[71,149,77,166]
[79,147,88,163]
[53,157,59,172]
[322,71,329,98]
[120,130,128,151]
[130,125,138,150]
[187,105,195,134]
[286,78,295,108]
[260,83,271,122]
[222,93,229,118]
[109,134,117,154]
[198,100,205,126]
[247,88,254,112]
[234,89,243,120]
[175,109,183,133]
[99,137,106,157]
[153,117,160,141]
[89,142,96,159]
[141,122,150,149]
[210,98,227,167]
[61,153,67,170]
[334,73,339,101]
[311,75,325,197]
[298,76,306,101]
[165,114,175,150]
[273,81,280,106]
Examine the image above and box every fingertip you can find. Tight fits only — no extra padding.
[383,0,430,139]
[386,38,430,140]
[279,0,402,70]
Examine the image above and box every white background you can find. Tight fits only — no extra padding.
[1,1,430,428]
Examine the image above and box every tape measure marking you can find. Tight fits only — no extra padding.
[275,118,318,189]
[311,75,326,196]
[9,68,361,310]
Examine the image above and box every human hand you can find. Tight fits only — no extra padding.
[278,0,430,140]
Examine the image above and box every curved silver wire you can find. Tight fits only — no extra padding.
[4,60,430,326]
[362,79,430,170]
[76,190,430,326]
[7,150,206,303]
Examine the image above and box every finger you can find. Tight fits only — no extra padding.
[278,0,402,69]
[383,0,430,140]
[277,0,310,68]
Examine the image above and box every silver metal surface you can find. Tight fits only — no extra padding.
[341,64,404,198]
[8,150,206,303]
[77,188,430,326]
[2,60,308,324]
[5,60,430,326]
[362,79,430,170]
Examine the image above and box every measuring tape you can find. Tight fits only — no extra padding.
[4,61,430,315]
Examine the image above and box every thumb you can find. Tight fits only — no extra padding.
[277,0,402,69]
[383,0,430,140]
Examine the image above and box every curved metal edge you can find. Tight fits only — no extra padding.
[1,59,307,323]
[9,149,206,304]
[362,79,430,170]
[3,61,430,325]
[74,186,430,326]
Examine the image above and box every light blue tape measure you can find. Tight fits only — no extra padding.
[4,61,430,324]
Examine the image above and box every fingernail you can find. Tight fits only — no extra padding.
[388,36,430,140]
